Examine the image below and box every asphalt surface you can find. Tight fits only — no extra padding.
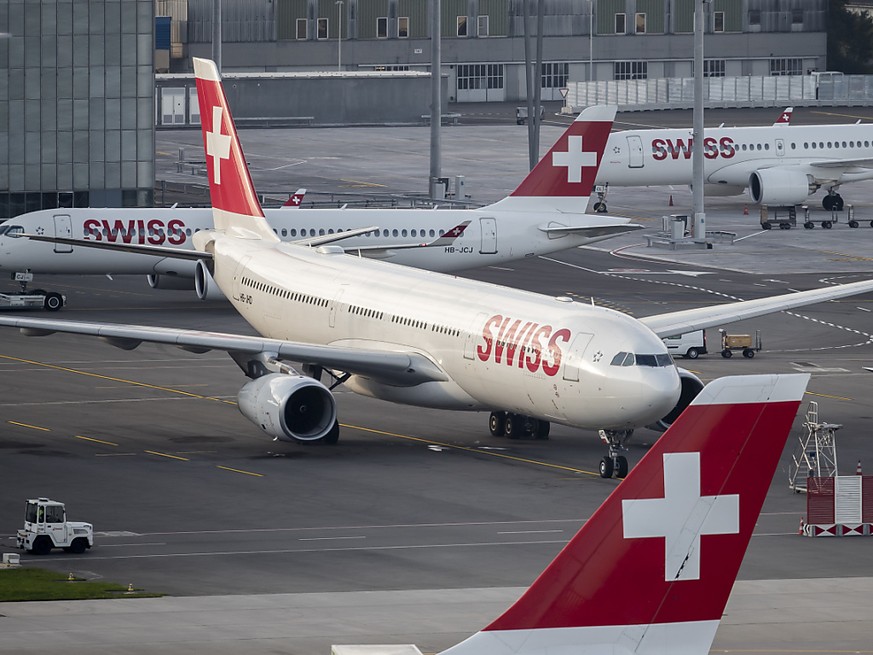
[2,108,873,653]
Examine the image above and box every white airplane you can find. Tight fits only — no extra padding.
[593,108,873,211]
[0,106,640,300]
[437,373,807,655]
[1,58,870,479]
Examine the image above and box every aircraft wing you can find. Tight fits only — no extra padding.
[22,234,212,260]
[809,157,873,169]
[640,279,873,338]
[0,316,448,387]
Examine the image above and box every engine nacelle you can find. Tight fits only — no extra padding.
[147,274,195,291]
[647,368,704,432]
[748,168,815,205]
[237,373,337,442]
[194,259,226,301]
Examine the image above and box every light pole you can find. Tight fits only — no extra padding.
[588,0,593,81]
[336,0,343,72]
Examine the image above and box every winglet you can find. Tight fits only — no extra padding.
[440,373,809,655]
[486,105,616,213]
[193,57,277,240]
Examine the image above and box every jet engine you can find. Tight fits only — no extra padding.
[194,259,226,301]
[147,274,195,291]
[237,373,337,442]
[748,169,815,205]
[647,368,704,432]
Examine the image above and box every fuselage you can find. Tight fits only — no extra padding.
[0,205,615,277]
[596,123,873,191]
[209,234,681,431]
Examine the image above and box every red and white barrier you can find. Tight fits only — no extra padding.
[803,474,873,537]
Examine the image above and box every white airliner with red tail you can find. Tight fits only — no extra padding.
[437,373,808,655]
[0,105,639,300]
[0,59,870,477]
[594,110,873,211]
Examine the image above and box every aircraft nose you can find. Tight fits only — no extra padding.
[600,366,681,430]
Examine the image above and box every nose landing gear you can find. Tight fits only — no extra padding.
[598,429,633,479]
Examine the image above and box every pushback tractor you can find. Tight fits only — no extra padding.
[16,498,93,555]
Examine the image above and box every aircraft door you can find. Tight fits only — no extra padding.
[479,217,497,254]
[775,138,785,158]
[464,312,489,361]
[329,288,346,328]
[562,332,594,382]
[627,135,644,168]
[52,214,73,253]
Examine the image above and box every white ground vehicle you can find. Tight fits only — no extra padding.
[16,498,93,555]
[662,329,707,359]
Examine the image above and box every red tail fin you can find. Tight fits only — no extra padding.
[282,189,307,208]
[441,374,809,655]
[193,57,277,240]
[487,105,615,213]
[774,107,793,126]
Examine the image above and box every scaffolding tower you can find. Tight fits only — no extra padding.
[789,401,841,493]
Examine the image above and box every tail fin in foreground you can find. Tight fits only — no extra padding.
[441,373,809,655]
[487,105,616,213]
[193,57,278,241]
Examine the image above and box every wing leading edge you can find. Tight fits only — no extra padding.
[0,315,448,387]
[640,279,873,338]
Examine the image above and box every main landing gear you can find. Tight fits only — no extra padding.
[489,411,550,440]
[598,429,632,479]
[592,184,609,213]
[822,190,844,212]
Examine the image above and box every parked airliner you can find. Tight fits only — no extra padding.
[0,106,639,300]
[593,108,872,211]
[1,59,870,479]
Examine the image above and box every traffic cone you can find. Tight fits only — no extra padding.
[668,194,674,206]
[743,206,749,215]
[798,517,805,535]
[857,460,863,475]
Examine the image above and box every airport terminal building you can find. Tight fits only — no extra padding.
[1,0,828,218]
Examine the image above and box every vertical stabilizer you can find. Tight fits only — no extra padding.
[486,105,616,213]
[441,373,809,655]
[193,57,278,241]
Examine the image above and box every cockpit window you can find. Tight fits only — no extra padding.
[610,351,674,368]
[3,225,24,238]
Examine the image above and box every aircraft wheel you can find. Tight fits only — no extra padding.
[743,349,755,359]
[599,456,614,479]
[535,420,550,440]
[804,222,814,229]
[321,420,340,444]
[615,456,629,479]
[504,414,519,439]
[489,411,506,437]
[823,221,832,229]
[43,292,63,311]
[722,349,733,359]
[593,201,607,213]
[849,220,859,228]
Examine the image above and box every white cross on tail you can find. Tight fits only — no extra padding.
[205,106,232,185]
[622,452,739,581]
[551,135,597,184]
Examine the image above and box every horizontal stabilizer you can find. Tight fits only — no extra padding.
[538,223,643,238]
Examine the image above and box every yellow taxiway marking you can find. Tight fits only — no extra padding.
[344,423,599,477]
[217,465,264,477]
[340,178,386,188]
[806,391,853,402]
[75,435,119,446]
[8,420,50,431]
[0,354,236,405]
[145,450,190,462]
[820,249,873,262]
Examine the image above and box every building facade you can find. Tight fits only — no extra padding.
[0,0,154,219]
[166,0,827,102]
